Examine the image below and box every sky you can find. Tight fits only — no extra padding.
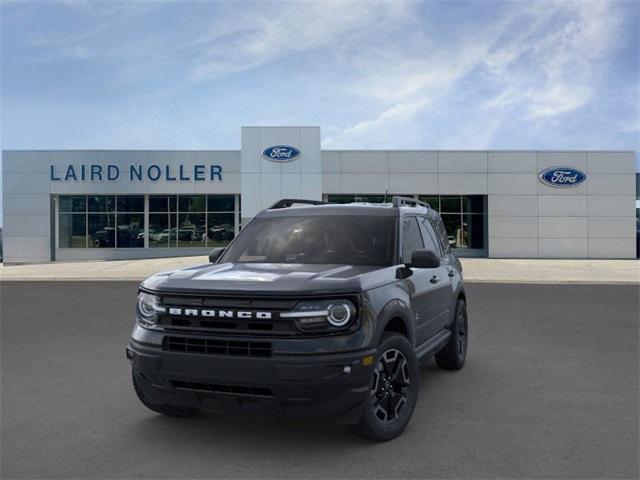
[0,0,639,223]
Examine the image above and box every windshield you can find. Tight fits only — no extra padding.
[221,215,397,266]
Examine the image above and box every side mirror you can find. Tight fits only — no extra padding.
[407,249,440,269]
[208,247,225,263]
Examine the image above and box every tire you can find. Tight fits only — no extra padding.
[435,298,468,370]
[132,370,200,418]
[349,333,419,441]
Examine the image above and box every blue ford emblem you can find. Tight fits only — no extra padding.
[261,145,301,162]
[538,166,586,187]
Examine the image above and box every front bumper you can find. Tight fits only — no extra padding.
[128,331,376,423]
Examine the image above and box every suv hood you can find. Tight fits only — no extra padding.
[141,262,397,296]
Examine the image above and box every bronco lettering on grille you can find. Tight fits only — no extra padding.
[167,308,272,320]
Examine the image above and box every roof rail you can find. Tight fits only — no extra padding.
[269,198,327,209]
[391,196,430,209]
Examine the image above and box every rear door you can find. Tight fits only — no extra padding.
[418,216,453,335]
[400,216,445,346]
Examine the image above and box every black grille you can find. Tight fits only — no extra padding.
[157,295,299,336]
[171,380,274,398]
[164,336,272,357]
[161,316,288,334]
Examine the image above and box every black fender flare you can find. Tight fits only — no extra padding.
[446,285,466,328]
[372,298,415,347]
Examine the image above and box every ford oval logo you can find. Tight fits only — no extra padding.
[538,166,586,188]
[261,145,301,162]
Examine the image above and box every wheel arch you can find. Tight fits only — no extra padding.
[373,299,415,347]
[457,289,466,303]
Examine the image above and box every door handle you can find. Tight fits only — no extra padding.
[430,275,440,284]
[448,269,457,277]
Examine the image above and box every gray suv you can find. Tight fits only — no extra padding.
[128,196,468,440]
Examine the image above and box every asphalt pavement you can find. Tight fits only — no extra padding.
[1,282,638,479]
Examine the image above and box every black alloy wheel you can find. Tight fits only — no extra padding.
[435,298,468,370]
[349,332,419,441]
[371,348,411,423]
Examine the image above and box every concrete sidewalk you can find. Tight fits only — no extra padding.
[0,257,638,283]
[461,258,639,284]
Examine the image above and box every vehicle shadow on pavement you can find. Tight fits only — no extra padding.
[108,364,455,478]
[124,361,449,446]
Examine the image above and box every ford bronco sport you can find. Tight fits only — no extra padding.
[128,196,468,441]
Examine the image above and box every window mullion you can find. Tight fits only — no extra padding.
[85,195,88,248]
[206,197,209,247]
[144,195,149,249]
[115,195,118,249]
[234,194,240,236]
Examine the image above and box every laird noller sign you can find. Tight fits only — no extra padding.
[50,163,223,182]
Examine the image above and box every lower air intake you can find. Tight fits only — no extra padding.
[171,380,274,398]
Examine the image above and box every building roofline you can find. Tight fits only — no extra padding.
[2,149,636,154]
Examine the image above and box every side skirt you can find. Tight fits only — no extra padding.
[415,329,451,362]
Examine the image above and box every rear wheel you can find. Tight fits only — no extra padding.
[435,299,468,370]
[349,333,419,441]
[132,370,200,418]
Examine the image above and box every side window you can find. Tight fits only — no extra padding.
[419,217,442,256]
[402,217,424,263]
[434,216,451,254]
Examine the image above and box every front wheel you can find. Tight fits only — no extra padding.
[435,298,468,370]
[349,333,419,441]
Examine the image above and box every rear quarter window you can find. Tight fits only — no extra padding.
[419,217,443,256]
[434,216,451,254]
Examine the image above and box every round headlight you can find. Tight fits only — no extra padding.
[327,303,351,327]
[137,292,162,325]
[286,299,356,332]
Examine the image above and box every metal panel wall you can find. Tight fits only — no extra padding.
[240,127,322,223]
[2,141,636,262]
[321,149,636,259]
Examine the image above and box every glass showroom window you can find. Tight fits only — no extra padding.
[418,195,486,250]
[59,196,87,247]
[149,196,176,248]
[116,196,144,248]
[327,194,486,251]
[207,195,236,246]
[178,195,206,247]
[148,195,238,248]
[58,195,144,248]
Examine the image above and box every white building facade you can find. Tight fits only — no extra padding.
[2,126,637,263]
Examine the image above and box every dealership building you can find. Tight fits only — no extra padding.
[1,126,637,263]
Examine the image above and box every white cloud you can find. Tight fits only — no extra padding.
[190,1,410,79]
[326,98,429,147]
[324,39,497,146]
[481,0,624,119]
[528,84,592,118]
[326,0,628,147]
[22,0,412,81]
